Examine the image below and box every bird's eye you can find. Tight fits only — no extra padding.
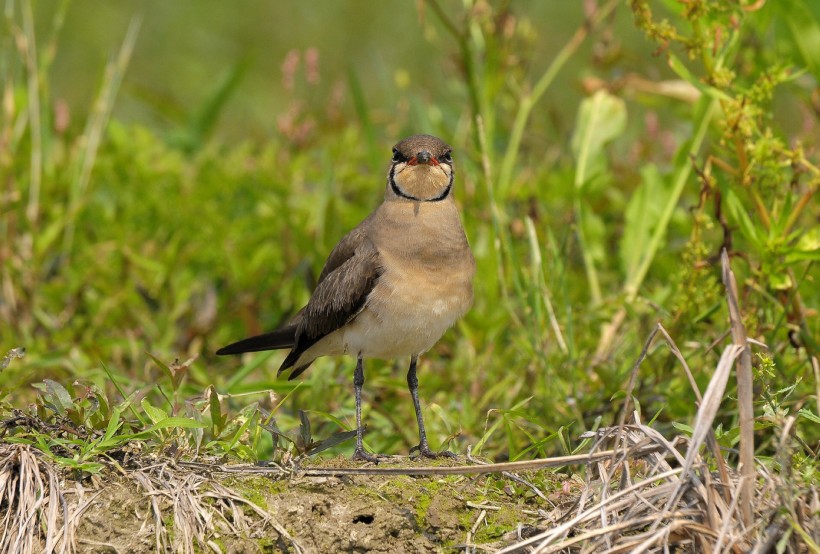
[392,149,406,163]
[441,151,453,163]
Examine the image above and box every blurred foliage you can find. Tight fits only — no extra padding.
[1,0,818,466]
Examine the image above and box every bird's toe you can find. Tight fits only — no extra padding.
[352,448,385,464]
[410,445,457,460]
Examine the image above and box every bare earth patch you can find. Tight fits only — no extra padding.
[1,444,567,553]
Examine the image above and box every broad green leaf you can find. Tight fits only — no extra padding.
[141,398,168,425]
[620,164,672,279]
[571,90,627,189]
[41,380,74,414]
[115,388,149,413]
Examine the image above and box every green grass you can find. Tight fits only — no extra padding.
[1,0,818,477]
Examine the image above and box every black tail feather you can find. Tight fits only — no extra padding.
[216,326,297,355]
[276,335,322,379]
[286,362,314,380]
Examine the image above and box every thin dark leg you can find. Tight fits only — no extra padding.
[408,355,455,459]
[352,354,380,462]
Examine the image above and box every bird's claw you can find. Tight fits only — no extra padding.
[410,445,457,460]
[352,448,386,463]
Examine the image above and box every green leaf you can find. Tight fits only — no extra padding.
[104,407,123,442]
[207,385,225,437]
[571,89,627,189]
[795,227,820,252]
[725,189,762,247]
[785,250,820,263]
[667,53,731,101]
[578,204,606,266]
[768,271,793,291]
[298,410,312,453]
[226,410,257,452]
[141,398,168,425]
[620,164,672,279]
[671,422,694,435]
[798,408,820,424]
[39,380,74,415]
[129,417,207,438]
[146,352,174,384]
[474,397,533,454]
[429,403,453,433]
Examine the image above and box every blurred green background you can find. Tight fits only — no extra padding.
[2,0,818,461]
[45,2,632,139]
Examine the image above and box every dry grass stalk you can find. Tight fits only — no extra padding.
[501,416,817,552]
[128,462,304,554]
[0,443,305,553]
[0,443,71,554]
[497,326,819,553]
[721,249,755,526]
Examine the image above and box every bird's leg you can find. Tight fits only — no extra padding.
[408,355,456,459]
[352,354,381,463]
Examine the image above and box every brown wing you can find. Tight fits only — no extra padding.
[315,214,374,284]
[278,237,381,378]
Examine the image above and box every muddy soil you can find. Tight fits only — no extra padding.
[71,458,570,553]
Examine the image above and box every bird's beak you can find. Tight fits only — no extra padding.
[410,150,438,166]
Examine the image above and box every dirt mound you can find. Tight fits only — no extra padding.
[1,444,560,553]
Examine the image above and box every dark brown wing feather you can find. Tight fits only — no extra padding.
[280,239,380,379]
[217,218,380,378]
[315,216,373,284]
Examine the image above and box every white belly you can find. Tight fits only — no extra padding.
[346,259,472,358]
[341,294,462,358]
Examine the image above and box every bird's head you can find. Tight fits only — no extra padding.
[386,134,454,202]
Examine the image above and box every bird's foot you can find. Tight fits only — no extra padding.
[352,447,386,464]
[410,444,457,460]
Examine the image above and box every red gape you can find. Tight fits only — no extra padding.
[406,156,439,166]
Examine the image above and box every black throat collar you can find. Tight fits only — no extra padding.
[388,165,453,202]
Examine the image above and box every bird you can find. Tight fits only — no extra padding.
[217,134,476,462]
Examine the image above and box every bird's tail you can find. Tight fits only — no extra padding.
[216,326,297,355]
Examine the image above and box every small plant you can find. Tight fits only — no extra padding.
[1,347,363,475]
